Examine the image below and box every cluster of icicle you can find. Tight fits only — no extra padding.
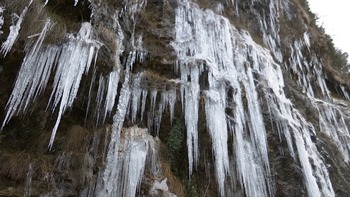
[1,0,350,196]
[171,1,273,196]
[93,1,178,195]
[1,19,101,149]
[287,32,350,165]
[171,0,339,196]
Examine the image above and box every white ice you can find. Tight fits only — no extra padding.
[1,6,29,56]
[47,22,100,149]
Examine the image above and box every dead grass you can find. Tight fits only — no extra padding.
[161,161,186,197]
[0,152,33,182]
[29,130,51,151]
[95,22,119,72]
[64,125,91,152]
[293,0,311,25]
[141,70,178,90]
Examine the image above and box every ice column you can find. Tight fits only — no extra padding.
[97,73,155,197]
[96,68,132,197]
[172,2,272,196]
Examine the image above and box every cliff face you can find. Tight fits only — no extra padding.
[0,0,350,196]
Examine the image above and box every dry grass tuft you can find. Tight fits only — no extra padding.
[95,22,119,71]
[161,161,186,197]
[0,152,33,182]
[141,70,178,90]
[29,130,52,151]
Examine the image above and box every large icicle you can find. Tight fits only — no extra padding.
[114,127,155,197]
[172,2,273,195]
[183,65,200,174]
[204,88,229,196]
[96,72,152,197]
[172,3,203,175]
[1,19,54,129]
[171,1,337,196]
[102,70,120,122]
[48,22,100,149]
[96,69,132,197]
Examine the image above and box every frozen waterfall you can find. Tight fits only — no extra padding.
[1,0,350,196]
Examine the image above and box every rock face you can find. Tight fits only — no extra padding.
[0,0,350,196]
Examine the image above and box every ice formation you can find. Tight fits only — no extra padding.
[1,19,54,129]
[0,6,4,35]
[1,0,350,196]
[170,1,339,196]
[96,72,157,197]
[1,22,100,150]
[171,2,273,195]
[1,1,33,56]
[47,22,100,149]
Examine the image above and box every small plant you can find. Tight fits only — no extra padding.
[164,118,185,176]
[165,119,183,154]
[186,180,203,197]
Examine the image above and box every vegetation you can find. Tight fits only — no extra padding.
[165,119,183,154]
[186,180,203,197]
[325,34,349,70]
[297,0,349,70]
[164,118,185,176]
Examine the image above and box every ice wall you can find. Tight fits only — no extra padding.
[171,1,338,196]
[171,2,273,196]
[1,0,350,196]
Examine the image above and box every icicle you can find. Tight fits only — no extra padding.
[171,2,275,195]
[115,127,150,197]
[24,163,34,197]
[167,88,177,125]
[340,85,350,100]
[96,73,156,197]
[183,66,200,175]
[1,19,54,129]
[95,74,106,125]
[0,6,4,35]
[140,89,148,121]
[85,64,97,124]
[303,32,311,49]
[96,70,131,196]
[316,101,350,163]
[1,2,31,56]
[131,73,142,123]
[147,89,158,132]
[204,89,229,196]
[102,70,120,122]
[295,132,321,197]
[48,22,100,149]
[154,91,167,135]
